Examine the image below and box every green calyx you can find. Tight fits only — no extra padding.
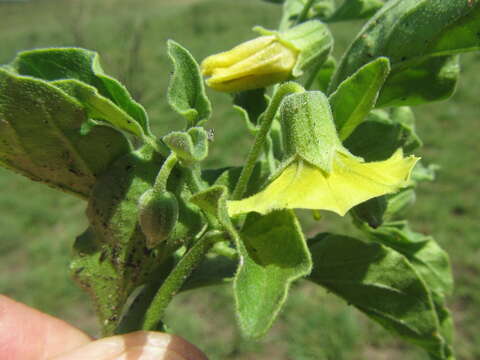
[254,20,333,77]
[280,91,349,173]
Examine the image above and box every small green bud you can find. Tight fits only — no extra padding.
[138,189,179,249]
[201,20,332,92]
[163,127,208,166]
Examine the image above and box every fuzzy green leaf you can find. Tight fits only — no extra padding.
[53,79,144,137]
[329,57,390,140]
[308,234,448,359]
[377,56,460,107]
[327,0,385,22]
[10,47,150,134]
[71,228,128,335]
[358,221,455,357]
[0,69,130,198]
[233,88,269,129]
[361,221,453,298]
[344,108,421,161]
[235,210,312,338]
[167,40,212,126]
[330,0,480,106]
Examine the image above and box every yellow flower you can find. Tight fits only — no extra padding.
[228,149,418,217]
[201,36,298,92]
[201,21,332,92]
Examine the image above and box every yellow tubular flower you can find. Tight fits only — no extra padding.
[227,91,419,217]
[201,36,297,92]
[228,149,418,217]
[201,21,332,92]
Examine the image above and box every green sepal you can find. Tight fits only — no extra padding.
[163,127,209,165]
[235,210,312,338]
[53,79,145,137]
[343,108,421,161]
[0,68,130,198]
[281,91,346,173]
[330,0,480,106]
[329,57,390,140]
[255,20,333,77]
[308,233,448,359]
[327,0,385,22]
[138,189,179,249]
[10,47,150,134]
[167,40,212,126]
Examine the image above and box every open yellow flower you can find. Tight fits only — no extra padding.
[228,149,418,217]
[227,91,419,217]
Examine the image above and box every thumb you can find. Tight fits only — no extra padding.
[51,331,208,360]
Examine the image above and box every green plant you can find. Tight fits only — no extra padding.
[1,0,479,358]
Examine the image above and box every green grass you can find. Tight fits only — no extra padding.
[1,0,479,359]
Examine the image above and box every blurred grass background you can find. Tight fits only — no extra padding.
[0,0,479,359]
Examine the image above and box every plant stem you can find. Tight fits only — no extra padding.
[153,152,177,193]
[232,82,305,200]
[295,0,315,25]
[140,230,225,331]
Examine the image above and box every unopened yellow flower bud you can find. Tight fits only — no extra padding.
[201,36,297,92]
[201,21,332,92]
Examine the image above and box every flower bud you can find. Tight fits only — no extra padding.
[201,20,332,92]
[138,189,179,249]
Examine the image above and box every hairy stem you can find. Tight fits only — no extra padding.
[153,152,177,193]
[232,82,305,200]
[295,0,315,25]
[140,230,225,331]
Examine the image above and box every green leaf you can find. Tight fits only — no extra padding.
[0,68,130,198]
[330,0,480,106]
[53,79,144,137]
[167,40,212,126]
[10,47,150,134]
[329,57,390,140]
[344,108,421,161]
[71,228,128,335]
[357,222,455,357]
[235,210,312,338]
[190,185,232,230]
[233,88,269,129]
[377,56,460,107]
[360,221,453,298]
[308,234,447,359]
[280,0,335,30]
[310,55,337,92]
[327,0,385,22]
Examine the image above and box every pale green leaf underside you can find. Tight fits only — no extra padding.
[0,68,130,198]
